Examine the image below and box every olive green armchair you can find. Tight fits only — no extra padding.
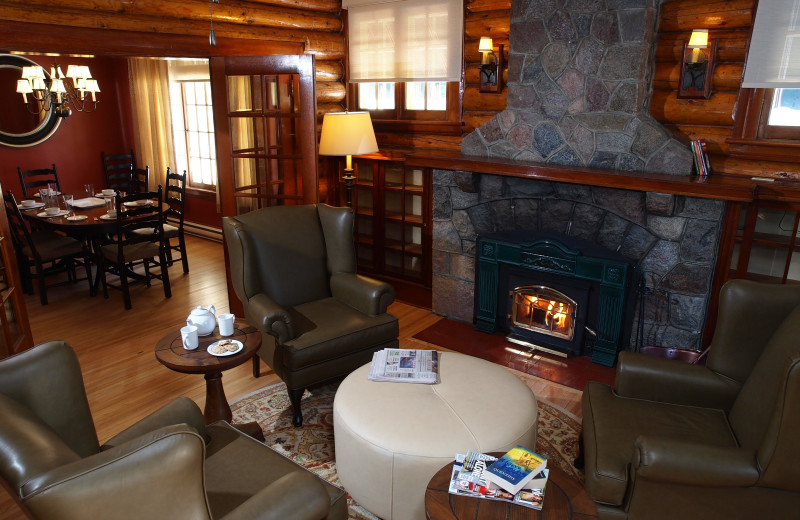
[580,279,800,519]
[0,341,347,520]
[223,204,399,426]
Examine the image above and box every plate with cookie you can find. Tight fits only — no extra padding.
[207,339,244,357]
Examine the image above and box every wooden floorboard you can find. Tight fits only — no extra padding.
[0,235,583,519]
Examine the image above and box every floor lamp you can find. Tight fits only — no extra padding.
[318,111,378,208]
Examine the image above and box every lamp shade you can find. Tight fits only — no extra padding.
[478,37,494,53]
[688,29,708,48]
[318,112,378,156]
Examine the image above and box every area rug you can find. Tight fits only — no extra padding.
[230,376,583,519]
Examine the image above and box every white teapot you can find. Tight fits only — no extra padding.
[187,305,216,336]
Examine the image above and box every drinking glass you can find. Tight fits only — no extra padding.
[62,194,74,217]
[84,183,94,198]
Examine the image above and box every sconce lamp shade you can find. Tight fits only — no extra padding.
[318,112,378,157]
[478,37,494,53]
[688,29,708,48]
[16,79,32,94]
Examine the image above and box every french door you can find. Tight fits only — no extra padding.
[210,55,319,314]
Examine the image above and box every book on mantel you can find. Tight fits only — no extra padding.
[483,445,547,495]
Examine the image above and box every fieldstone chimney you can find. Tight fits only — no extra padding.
[461,0,693,176]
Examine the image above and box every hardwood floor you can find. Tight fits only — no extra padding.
[0,235,582,519]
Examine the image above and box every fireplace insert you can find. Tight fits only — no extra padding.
[474,231,638,366]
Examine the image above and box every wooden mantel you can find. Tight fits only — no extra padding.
[394,149,764,203]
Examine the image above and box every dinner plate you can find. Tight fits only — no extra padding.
[66,215,88,221]
[123,200,153,207]
[36,210,70,218]
[18,203,45,210]
[207,340,244,357]
[96,192,116,198]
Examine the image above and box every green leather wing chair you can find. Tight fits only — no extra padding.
[223,204,399,426]
[0,341,347,520]
[580,279,800,519]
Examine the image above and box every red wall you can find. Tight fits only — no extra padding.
[0,54,222,229]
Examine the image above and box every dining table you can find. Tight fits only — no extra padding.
[20,192,169,293]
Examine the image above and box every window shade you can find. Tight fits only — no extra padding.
[348,0,463,83]
[741,0,800,87]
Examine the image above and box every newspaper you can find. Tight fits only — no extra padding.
[367,348,439,384]
[447,452,548,510]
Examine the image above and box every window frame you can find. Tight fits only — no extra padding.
[174,79,218,192]
[728,87,800,163]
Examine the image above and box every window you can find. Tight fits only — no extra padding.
[168,60,218,190]
[345,0,462,132]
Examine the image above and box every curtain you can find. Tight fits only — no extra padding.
[347,0,463,82]
[227,76,258,214]
[128,58,175,191]
[742,0,800,87]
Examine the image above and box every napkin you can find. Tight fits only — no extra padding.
[70,197,106,208]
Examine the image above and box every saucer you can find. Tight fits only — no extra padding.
[37,210,70,218]
[18,202,44,210]
[99,214,117,220]
[96,192,116,198]
[66,215,88,221]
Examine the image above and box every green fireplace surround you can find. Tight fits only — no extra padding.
[475,232,634,367]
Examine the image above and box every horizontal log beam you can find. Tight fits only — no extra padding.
[663,124,734,156]
[316,80,346,104]
[230,0,341,14]
[376,133,463,151]
[658,0,753,32]
[462,112,496,133]
[0,0,342,32]
[463,86,507,112]
[315,60,343,82]
[0,4,345,59]
[653,62,743,92]
[465,12,510,40]
[655,34,748,63]
[466,0,510,14]
[650,91,737,127]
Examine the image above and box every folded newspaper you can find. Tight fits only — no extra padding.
[448,451,548,510]
[367,348,439,384]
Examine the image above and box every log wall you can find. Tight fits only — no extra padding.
[0,0,347,117]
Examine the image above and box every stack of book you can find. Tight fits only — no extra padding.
[691,138,712,178]
[367,348,439,384]
[447,447,549,510]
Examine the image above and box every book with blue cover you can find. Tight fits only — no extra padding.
[483,446,547,494]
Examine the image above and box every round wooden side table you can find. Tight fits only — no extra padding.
[154,319,264,440]
[425,457,597,520]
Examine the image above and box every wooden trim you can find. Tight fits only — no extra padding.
[372,120,464,136]
[728,138,800,163]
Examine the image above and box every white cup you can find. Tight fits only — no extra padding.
[181,325,199,350]
[21,199,35,207]
[44,207,60,216]
[102,189,115,196]
[217,313,235,336]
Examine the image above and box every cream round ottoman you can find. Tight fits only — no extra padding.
[333,352,538,520]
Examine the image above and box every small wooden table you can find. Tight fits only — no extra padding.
[425,458,598,520]
[154,319,264,440]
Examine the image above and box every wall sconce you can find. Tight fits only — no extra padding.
[678,29,716,99]
[479,37,503,93]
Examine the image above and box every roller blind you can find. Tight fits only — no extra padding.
[347,0,463,83]
[741,0,800,87]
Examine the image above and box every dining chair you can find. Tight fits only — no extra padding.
[163,168,188,273]
[101,150,136,192]
[3,191,93,305]
[97,187,171,310]
[17,164,61,200]
[130,165,150,193]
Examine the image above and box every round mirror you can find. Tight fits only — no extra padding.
[0,54,62,147]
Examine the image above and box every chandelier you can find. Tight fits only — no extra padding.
[15,60,100,117]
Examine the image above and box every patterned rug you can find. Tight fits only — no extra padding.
[231,376,583,519]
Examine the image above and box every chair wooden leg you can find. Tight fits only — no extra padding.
[288,387,305,427]
[179,233,189,273]
[119,260,132,310]
[160,250,171,298]
[252,355,261,378]
[36,264,47,305]
[83,254,94,297]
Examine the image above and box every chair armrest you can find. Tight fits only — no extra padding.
[221,471,329,520]
[330,273,395,316]
[247,293,294,343]
[614,352,741,410]
[101,396,206,449]
[633,436,759,487]
[22,424,211,520]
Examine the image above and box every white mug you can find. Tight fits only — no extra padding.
[181,325,199,350]
[217,313,235,336]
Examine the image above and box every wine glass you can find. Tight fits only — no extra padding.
[84,183,94,199]
[62,194,74,217]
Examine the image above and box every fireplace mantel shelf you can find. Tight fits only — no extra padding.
[364,148,800,203]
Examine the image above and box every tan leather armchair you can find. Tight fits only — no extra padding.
[223,204,399,426]
[0,341,347,520]
[580,279,800,519]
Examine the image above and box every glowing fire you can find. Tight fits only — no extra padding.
[510,287,576,341]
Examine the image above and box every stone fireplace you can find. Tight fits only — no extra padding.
[429,0,721,360]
